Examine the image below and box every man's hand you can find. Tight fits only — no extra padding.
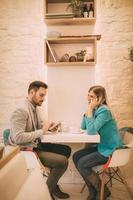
[48,122,61,132]
[42,122,61,134]
[42,122,52,134]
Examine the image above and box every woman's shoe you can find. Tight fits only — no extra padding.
[95,185,111,200]
[104,186,111,200]
[86,184,97,200]
[82,175,97,200]
[52,185,70,199]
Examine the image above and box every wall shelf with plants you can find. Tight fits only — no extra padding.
[44,0,96,25]
[45,35,101,66]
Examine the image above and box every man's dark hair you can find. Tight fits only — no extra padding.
[28,81,48,93]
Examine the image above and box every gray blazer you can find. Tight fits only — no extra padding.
[9,99,43,147]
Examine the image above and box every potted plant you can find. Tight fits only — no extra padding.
[67,0,84,17]
[129,46,133,62]
[75,50,86,61]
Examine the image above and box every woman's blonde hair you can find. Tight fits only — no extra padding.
[89,85,108,106]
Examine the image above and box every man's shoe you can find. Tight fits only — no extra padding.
[53,185,70,199]
[50,193,55,200]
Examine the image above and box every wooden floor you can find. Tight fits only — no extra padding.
[58,178,133,200]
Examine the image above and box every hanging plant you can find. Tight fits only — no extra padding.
[129,46,133,62]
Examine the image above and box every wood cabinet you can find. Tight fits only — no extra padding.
[44,0,96,25]
[45,35,101,66]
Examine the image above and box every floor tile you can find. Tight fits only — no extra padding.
[57,180,133,200]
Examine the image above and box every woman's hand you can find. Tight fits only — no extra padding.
[86,98,100,117]
[89,98,100,110]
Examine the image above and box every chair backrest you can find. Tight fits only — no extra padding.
[3,129,10,145]
[109,148,131,167]
[109,132,133,168]
[123,132,133,148]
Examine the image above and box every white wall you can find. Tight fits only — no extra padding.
[95,0,133,127]
[47,66,94,126]
[46,3,100,126]
[0,0,47,133]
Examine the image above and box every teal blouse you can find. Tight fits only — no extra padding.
[81,105,123,157]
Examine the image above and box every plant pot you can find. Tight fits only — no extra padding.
[73,9,82,18]
[77,54,84,62]
[83,11,88,18]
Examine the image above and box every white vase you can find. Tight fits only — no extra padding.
[83,11,88,18]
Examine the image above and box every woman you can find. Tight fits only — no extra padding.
[73,85,123,200]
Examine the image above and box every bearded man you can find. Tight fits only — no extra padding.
[9,81,71,200]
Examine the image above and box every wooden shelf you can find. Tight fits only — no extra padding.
[44,0,99,67]
[45,17,96,25]
[45,35,101,66]
[44,0,96,25]
[46,0,83,3]
[46,61,95,66]
[47,35,101,43]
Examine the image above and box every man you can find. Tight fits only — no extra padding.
[9,81,71,200]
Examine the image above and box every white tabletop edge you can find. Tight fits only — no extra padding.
[41,132,100,143]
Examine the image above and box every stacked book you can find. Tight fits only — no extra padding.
[45,13,74,19]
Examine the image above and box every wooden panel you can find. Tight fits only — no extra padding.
[0,146,20,169]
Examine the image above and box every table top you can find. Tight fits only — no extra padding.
[41,132,100,143]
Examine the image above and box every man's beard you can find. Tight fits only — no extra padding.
[37,101,43,106]
[31,97,43,106]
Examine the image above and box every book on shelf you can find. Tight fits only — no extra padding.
[45,13,74,19]
[46,40,59,63]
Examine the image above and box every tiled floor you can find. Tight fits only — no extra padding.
[57,179,133,200]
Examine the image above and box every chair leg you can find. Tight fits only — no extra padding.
[100,171,105,200]
[117,167,133,200]
[37,157,50,176]
[108,168,113,187]
[80,183,86,193]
